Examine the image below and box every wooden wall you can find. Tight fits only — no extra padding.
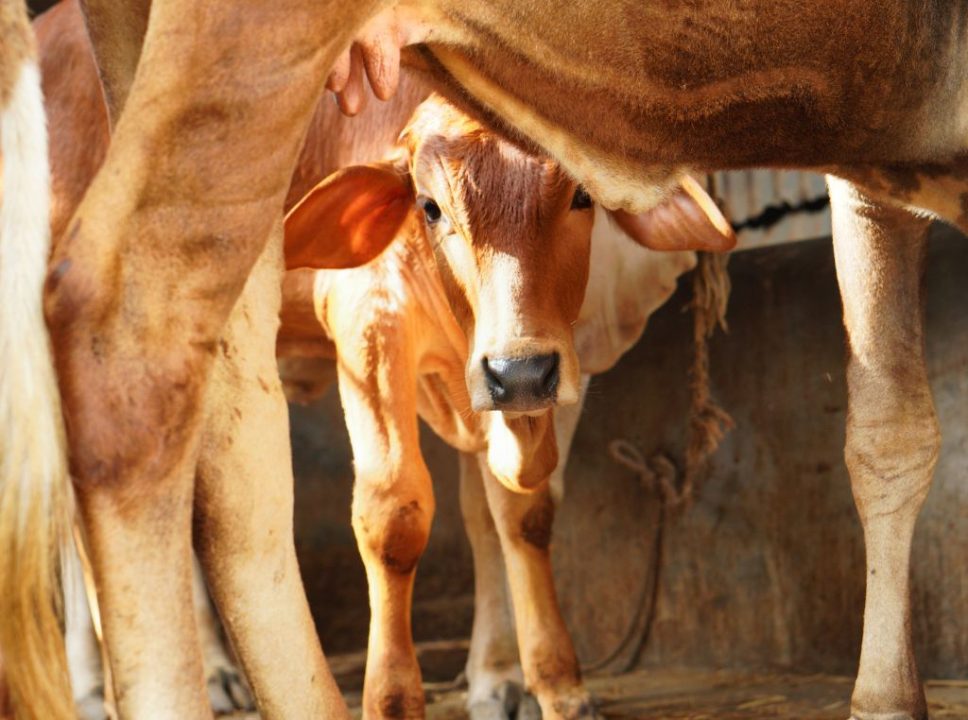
[291,225,968,678]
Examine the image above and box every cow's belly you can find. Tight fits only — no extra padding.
[421,0,967,210]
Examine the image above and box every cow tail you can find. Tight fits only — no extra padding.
[0,2,74,717]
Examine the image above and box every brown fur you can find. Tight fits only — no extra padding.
[323,6,968,717]
[75,0,150,123]
[27,1,380,716]
[330,1,968,219]
[518,493,554,551]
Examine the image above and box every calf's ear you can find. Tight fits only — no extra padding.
[611,175,736,252]
[284,163,413,270]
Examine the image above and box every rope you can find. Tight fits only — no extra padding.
[581,442,678,675]
[731,194,829,234]
[682,250,735,505]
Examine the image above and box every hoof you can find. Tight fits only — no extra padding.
[850,715,923,720]
[516,692,542,720]
[469,698,515,720]
[549,692,602,720]
[468,681,542,720]
[75,692,108,720]
[207,666,255,714]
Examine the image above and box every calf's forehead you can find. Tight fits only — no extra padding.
[412,127,573,245]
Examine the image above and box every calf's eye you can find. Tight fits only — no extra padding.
[417,195,442,225]
[570,185,593,210]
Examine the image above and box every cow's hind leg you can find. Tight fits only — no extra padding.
[193,231,347,719]
[829,177,939,720]
[44,1,382,716]
[190,558,254,714]
[478,461,596,720]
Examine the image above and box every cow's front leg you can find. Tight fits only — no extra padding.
[461,381,589,720]
[337,327,433,719]
[829,177,939,720]
[478,459,596,720]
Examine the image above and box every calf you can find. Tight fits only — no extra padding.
[278,96,728,719]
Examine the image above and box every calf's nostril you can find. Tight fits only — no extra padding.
[482,357,509,401]
[540,353,560,395]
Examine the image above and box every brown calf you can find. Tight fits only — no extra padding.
[278,95,728,719]
[193,5,968,718]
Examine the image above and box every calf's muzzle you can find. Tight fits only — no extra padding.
[482,353,560,410]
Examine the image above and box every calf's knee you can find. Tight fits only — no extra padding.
[353,473,434,575]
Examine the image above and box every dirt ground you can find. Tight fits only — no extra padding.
[233,642,968,719]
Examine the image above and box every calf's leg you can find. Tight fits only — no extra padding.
[337,326,433,719]
[460,382,587,720]
[478,460,594,720]
[547,375,589,505]
[829,176,939,720]
[459,452,528,720]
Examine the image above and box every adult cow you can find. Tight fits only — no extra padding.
[34,5,718,718]
[2,2,963,720]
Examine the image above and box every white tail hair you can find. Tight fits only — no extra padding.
[0,28,74,720]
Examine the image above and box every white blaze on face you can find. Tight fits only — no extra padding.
[462,246,583,412]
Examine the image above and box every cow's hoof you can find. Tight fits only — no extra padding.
[549,692,602,720]
[516,692,542,720]
[207,666,255,714]
[469,698,513,720]
[850,715,923,720]
[468,681,541,720]
[75,692,108,720]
